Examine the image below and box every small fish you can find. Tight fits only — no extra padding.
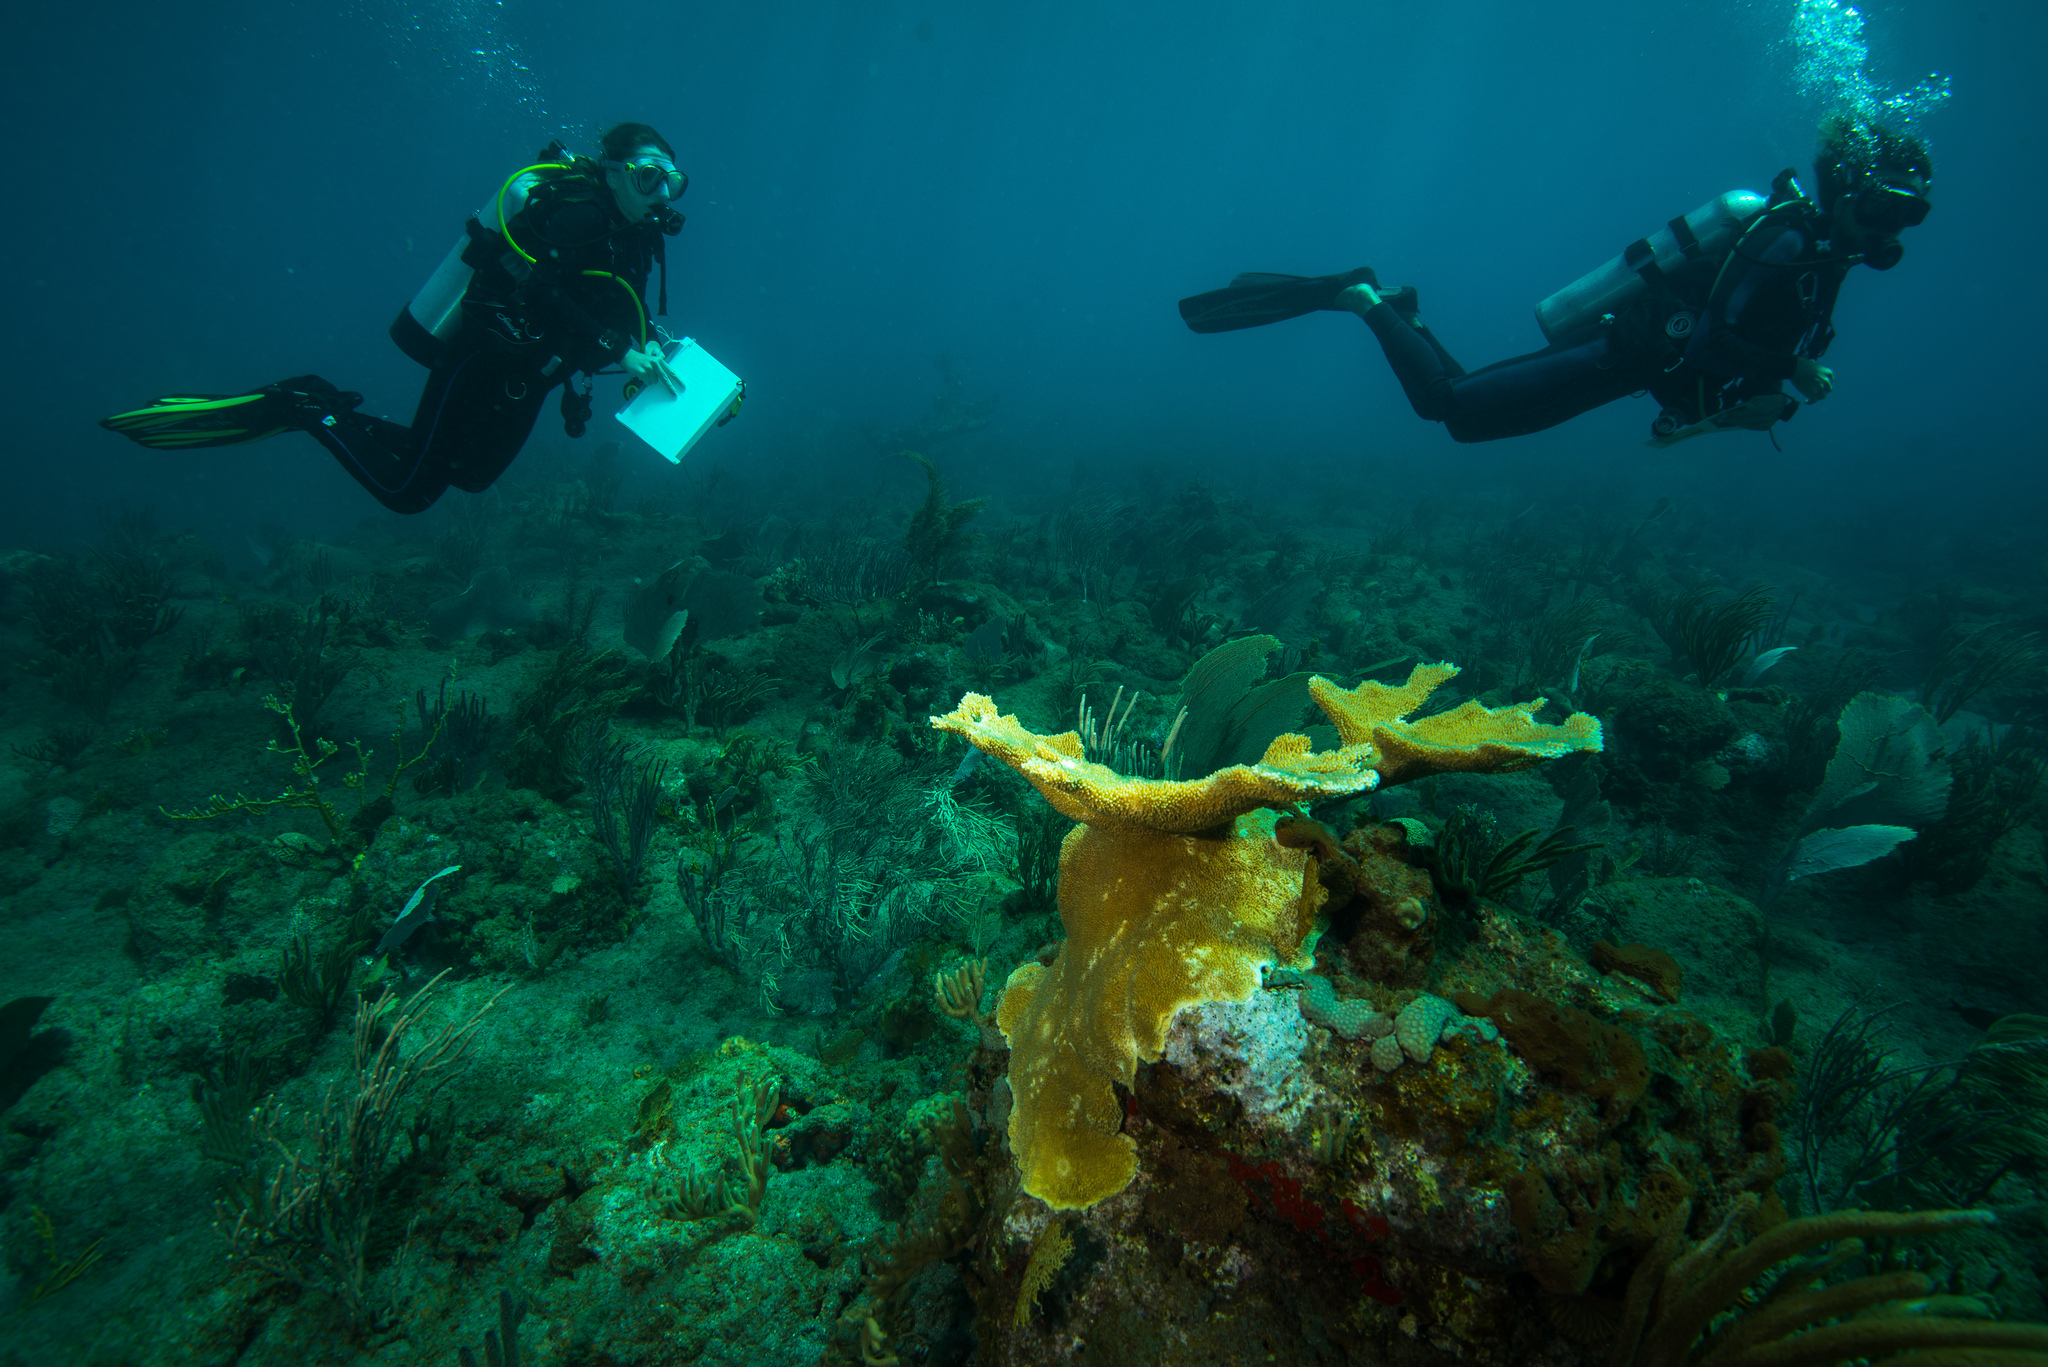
[1567,633,1600,693]
[948,747,982,787]
[375,865,462,957]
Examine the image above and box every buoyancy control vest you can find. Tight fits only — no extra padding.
[389,143,681,371]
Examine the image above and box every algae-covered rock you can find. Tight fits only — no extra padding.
[1611,678,1738,778]
[1584,876,1764,1006]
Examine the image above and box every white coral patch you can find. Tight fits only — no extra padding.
[1163,990,1316,1129]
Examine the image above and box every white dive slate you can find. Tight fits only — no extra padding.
[615,336,742,464]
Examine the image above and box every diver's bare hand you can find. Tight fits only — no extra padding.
[620,342,667,381]
[1793,358,1835,402]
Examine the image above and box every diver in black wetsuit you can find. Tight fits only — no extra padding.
[103,122,713,513]
[1179,119,1932,446]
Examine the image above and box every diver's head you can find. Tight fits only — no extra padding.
[598,121,686,223]
[1815,116,1932,271]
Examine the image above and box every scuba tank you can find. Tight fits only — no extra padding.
[1534,190,1768,344]
[389,148,571,369]
[391,235,475,367]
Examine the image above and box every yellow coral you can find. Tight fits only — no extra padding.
[932,694,1380,832]
[993,811,1323,1207]
[930,673,1601,1211]
[1307,662,1602,787]
[935,695,1366,1209]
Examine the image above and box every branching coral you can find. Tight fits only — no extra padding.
[1410,805,1600,907]
[653,1071,782,1225]
[934,958,990,1030]
[162,692,443,851]
[1611,1197,2048,1367]
[902,450,986,584]
[1649,585,1777,690]
[1921,623,2039,725]
[217,974,504,1326]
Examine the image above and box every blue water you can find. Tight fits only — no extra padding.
[4,0,2040,543]
[6,5,2048,1361]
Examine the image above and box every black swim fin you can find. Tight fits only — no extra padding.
[100,376,359,449]
[1177,266,1379,334]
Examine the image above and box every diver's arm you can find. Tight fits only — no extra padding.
[1682,223,1808,382]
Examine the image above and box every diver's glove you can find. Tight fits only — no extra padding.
[717,382,746,427]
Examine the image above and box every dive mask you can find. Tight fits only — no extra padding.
[1854,180,1930,234]
[604,158,688,201]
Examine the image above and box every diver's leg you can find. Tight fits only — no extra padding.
[1394,301,1467,379]
[1437,333,1646,443]
[301,366,466,515]
[1413,325,1466,378]
[437,367,553,494]
[1337,281,1642,441]
[321,352,546,508]
[1336,284,1461,421]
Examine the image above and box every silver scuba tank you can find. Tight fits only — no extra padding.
[1534,190,1768,344]
[390,169,548,368]
[403,235,474,347]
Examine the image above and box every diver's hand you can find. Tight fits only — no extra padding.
[1793,358,1835,403]
[620,342,667,381]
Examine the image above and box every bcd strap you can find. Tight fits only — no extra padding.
[1668,215,1702,258]
[459,216,498,270]
[1625,237,1667,289]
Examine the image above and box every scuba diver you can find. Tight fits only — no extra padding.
[1179,118,1932,446]
[102,122,721,513]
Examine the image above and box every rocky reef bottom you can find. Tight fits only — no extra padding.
[856,823,2022,1367]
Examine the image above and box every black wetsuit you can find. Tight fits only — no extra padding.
[1360,207,1849,443]
[309,173,668,513]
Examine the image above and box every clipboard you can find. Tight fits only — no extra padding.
[615,336,743,464]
